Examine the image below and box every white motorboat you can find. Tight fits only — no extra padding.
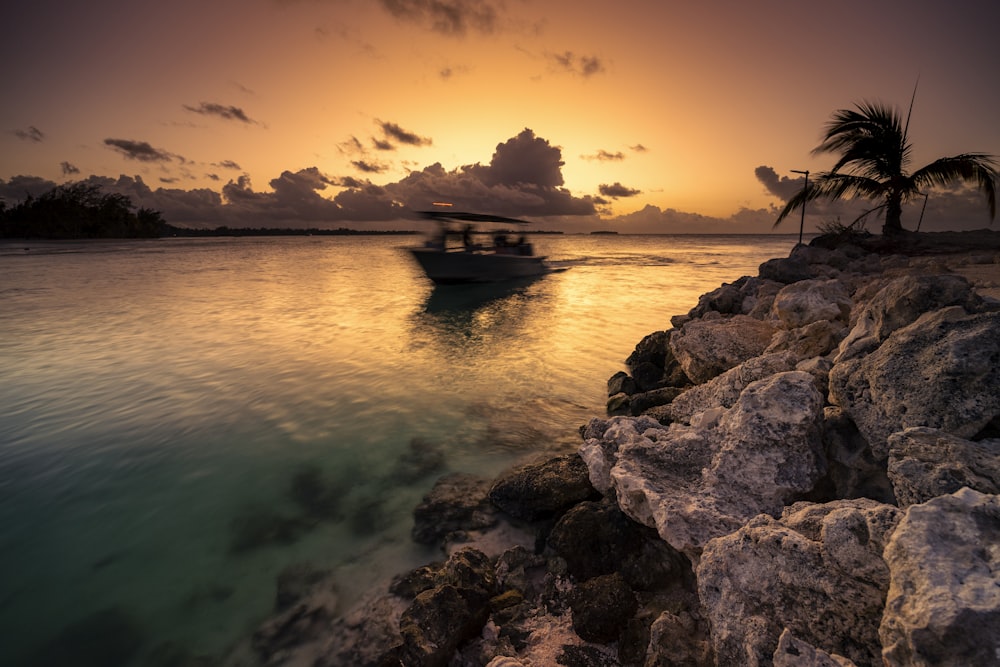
[407,210,550,284]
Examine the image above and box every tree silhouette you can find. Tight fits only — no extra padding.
[776,97,998,235]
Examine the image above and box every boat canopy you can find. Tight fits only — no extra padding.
[416,210,531,225]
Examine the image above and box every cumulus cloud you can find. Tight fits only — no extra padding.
[378,120,432,147]
[583,149,625,161]
[754,165,805,201]
[599,182,641,198]
[104,138,177,163]
[0,174,56,202]
[379,0,499,36]
[13,126,45,142]
[61,161,80,175]
[183,102,257,124]
[549,51,605,77]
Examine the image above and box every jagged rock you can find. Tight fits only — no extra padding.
[685,275,781,320]
[829,307,1000,459]
[821,407,894,503]
[769,278,853,330]
[567,572,637,643]
[834,274,982,363]
[658,350,799,425]
[315,591,407,667]
[645,609,714,666]
[626,330,670,372]
[631,360,667,392]
[397,548,499,667]
[759,253,815,284]
[887,427,1000,507]
[697,499,902,667]
[582,371,826,559]
[547,497,688,590]
[764,319,846,360]
[607,371,636,397]
[488,455,598,522]
[606,392,630,416]
[669,314,776,384]
[412,472,498,545]
[772,629,858,667]
[627,385,686,416]
[880,488,1000,666]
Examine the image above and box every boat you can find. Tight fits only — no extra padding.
[407,210,551,284]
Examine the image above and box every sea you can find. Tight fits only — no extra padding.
[0,233,799,665]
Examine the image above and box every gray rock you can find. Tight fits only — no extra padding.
[765,319,847,360]
[822,407,895,503]
[582,371,826,559]
[880,488,1000,666]
[759,253,814,284]
[829,307,1000,459]
[887,427,1000,507]
[834,274,981,363]
[769,278,853,330]
[669,313,777,384]
[697,499,902,667]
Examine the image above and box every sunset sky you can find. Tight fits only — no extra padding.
[2,0,998,232]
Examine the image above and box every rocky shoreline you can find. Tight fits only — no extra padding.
[233,230,1000,667]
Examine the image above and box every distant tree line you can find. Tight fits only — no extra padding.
[0,183,166,239]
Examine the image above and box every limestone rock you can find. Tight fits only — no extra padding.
[880,488,1000,666]
[412,472,498,545]
[697,499,902,667]
[765,319,846,360]
[829,307,1000,459]
[773,629,858,667]
[769,278,852,330]
[887,427,1000,507]
[488,454,598,522]
[669,314,777,384]
[583,371,826,559]
[759,253,814,284]
[835,274,982,363]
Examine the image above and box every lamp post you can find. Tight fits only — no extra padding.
[791,169,809,245]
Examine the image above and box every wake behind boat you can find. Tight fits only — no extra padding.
[407,210,550,284]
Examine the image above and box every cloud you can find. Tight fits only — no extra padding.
[12,126,44,142]
[373,138,395,151]
[583,149,625,161]
[104,138,177,162]
[549,51,605,77]
[214,159,242,170]
[379,0,499,36]
[0,174,56,202]
[353,160,388,174]
[630,144,648,153]
[61,161,80,175]
[378,120,432,147]
[183,102,257,124]
[599,182,642,198]
[754,165,805,201]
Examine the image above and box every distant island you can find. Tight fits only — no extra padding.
[590,230,619,235]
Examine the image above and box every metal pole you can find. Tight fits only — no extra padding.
[791,170,809,245]
[916,192,929,232]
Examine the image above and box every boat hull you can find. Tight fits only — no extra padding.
[408,247,549,284]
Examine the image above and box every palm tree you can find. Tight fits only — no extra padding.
[775,98,998,235]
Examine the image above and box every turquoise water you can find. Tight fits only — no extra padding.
[0,234,796,664]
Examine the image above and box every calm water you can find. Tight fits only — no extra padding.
[0,233,796,664]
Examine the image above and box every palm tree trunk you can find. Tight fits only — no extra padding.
[882,192,904,235]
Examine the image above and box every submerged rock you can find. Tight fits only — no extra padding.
[412,472,498,545]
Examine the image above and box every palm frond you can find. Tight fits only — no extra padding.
[772,172,883,228]
[912,154,999,220]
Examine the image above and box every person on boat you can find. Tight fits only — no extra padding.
[462,224,473,250]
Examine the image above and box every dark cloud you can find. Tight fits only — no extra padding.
[599,182,641,198]
[61,161,80,175]
[373,138,395,151]
[631,144,648,153]
[104,138,176,162]
[754,165,805,201]
[478,128,565,188]
[183,102,257,124]
[379,0,499,36]
[353,160,388,174]
[550,51,605,77]
[378,121,432,147]
[0,174,56,202]
[13,126,44,142]
[583,150,625,161]
[214,159,242,170]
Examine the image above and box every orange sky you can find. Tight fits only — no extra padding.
[2,0,998,232]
